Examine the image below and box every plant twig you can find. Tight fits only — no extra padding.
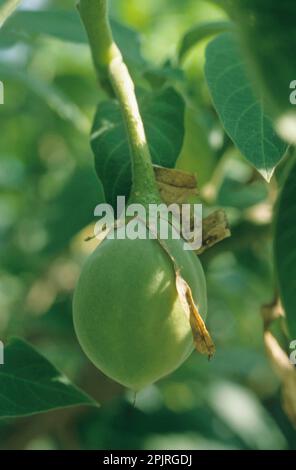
[261,301,296,428]
[77,0,160,205]
[264,331,296,428]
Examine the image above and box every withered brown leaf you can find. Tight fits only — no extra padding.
[153,165,198,205]
[176,272,215,359]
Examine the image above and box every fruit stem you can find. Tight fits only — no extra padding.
[77,0,161,205]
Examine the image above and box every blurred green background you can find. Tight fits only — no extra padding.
[0,0,295,450]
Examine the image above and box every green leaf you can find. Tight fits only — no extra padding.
[45,165,104,254]
[178,20,233,63]
[221,1,296,119]
[274,158,296,338]
[0,338,98,419]
[217,177,268,210]
[91,87,185,208]
[0,64,89,132]
[1,9,86,43]
[205,33,287,181]
[143,62,185,89]
[1,9,145,68]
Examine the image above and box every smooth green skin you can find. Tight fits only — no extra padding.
[73,227,207,391]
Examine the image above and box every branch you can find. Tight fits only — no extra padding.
[261,301,296,428]
[77,0,159,205]
[264,331,296,428]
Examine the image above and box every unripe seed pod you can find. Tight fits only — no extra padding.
[73,225,207,391]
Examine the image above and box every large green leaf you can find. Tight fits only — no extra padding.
[0,338,98,419]
[217,177,268,210]
[0,9,86,44]
[274,158,296,338]
[45,165,104,254]
[178,20,232,63]
[0,9,145,68]
[91,87,185,208]
[221,1,296,118]
[205,33,287,181]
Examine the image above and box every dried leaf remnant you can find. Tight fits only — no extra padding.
[176,271,215,359]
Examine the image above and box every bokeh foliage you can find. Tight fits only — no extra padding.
[0,0,295,450]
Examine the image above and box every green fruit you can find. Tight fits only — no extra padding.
[73,226,207,391]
